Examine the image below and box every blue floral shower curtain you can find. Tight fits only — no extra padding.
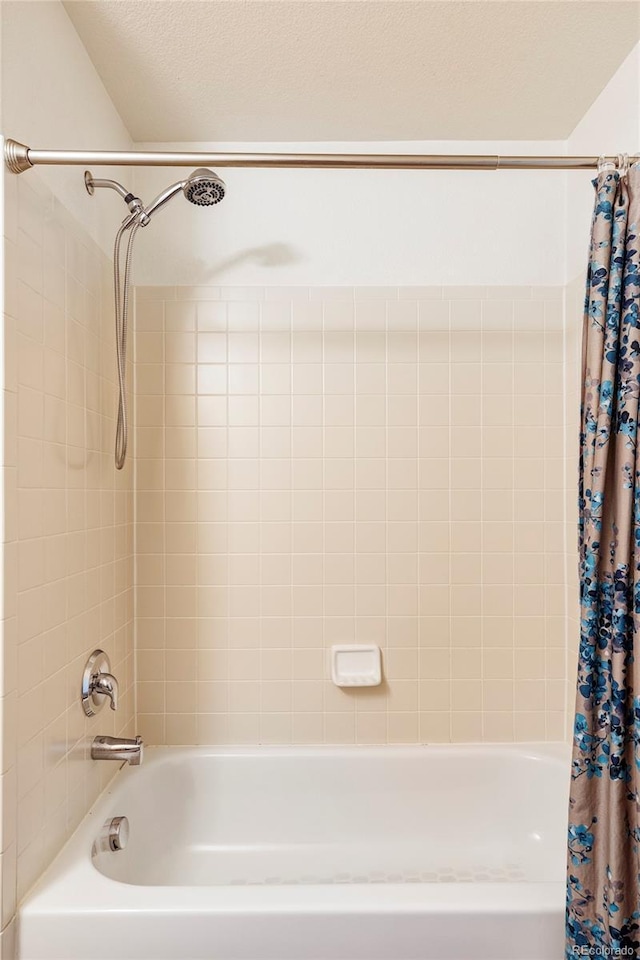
[567,164,640,957]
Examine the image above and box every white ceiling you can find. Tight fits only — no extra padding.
[63,0,640,143]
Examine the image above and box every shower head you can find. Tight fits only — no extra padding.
[183,168,226,206]
[85,167,226,223]
[143,168,226,220]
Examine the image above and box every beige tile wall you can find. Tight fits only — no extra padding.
[2,169,135,921]
[135,284,566,745]
[564,275,584,737]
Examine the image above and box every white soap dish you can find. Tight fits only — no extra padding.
[331,644,382,687]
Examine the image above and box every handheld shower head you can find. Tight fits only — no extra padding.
[183,168,226,206]
[86,166,226,471]
[143,168,226,220]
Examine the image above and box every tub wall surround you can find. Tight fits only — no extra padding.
[134,284,567,746]
[0,2,135,940]
[2,169,135,918]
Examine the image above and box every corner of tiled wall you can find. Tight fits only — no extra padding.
[1,166,135,938]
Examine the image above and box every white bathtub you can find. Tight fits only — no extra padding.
[18,744,569,960]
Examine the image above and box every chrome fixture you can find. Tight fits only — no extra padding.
[91,736,144,766]
[4,138,632,173]
[83,167,225,471]
[142,167,225,218]
[84,167,225,221]
[104,816,130,852]
[81,650,119,716]
[84,171,148,222]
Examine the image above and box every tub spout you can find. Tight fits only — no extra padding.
[91,735,143,766]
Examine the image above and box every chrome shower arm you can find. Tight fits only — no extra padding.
[84,172,131,200]
[85,171,148,222]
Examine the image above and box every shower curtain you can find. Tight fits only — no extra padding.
[567,163,640,957]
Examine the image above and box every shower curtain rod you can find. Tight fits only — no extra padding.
[3,139,629,174]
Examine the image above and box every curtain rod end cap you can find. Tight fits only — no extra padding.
[4,139,32,175]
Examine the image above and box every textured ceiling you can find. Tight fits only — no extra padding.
[63,0,640,142]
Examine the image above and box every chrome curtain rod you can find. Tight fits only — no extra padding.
[3,139,625,174]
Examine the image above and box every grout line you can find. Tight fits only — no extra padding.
[131,289,139,732]
[257,306,263,741]
[384,302,389,744]
[321,300,328,742]
[416,305,422,742]
[510,303,516,741]
[287,303,294,743]
[561,285,569,740]
[162,304,167,743]
[351,301,357,745]
[479,307,485,742]
[447,300,452,743]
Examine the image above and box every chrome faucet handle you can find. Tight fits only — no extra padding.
[81,650,119,716]
[92,673,118,711]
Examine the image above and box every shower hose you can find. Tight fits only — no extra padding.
[113,213,142,470]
